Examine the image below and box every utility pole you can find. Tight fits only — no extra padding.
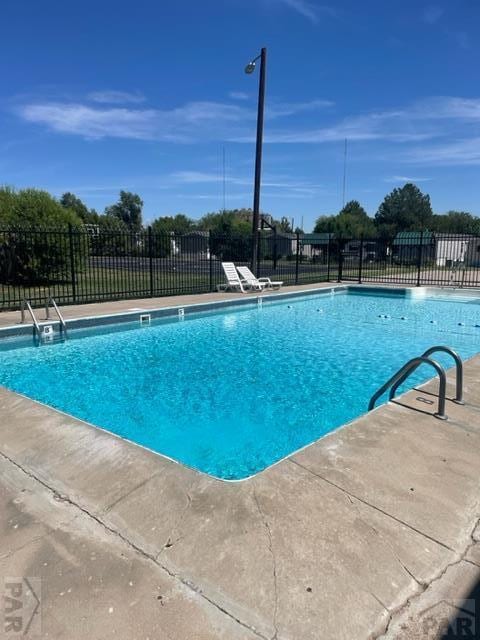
[222,146,226,212]
[342,138,348,208]
[245,47,267,273]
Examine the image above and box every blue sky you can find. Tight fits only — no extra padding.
[1,0,479,230]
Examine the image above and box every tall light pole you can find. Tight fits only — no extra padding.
[245,47,267,273]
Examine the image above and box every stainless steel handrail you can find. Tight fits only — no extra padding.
[391,345,463,405]
[20,299,42,340]
[45,297,67,335]
[368,356,448,420]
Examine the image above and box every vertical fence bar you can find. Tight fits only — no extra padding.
[295,231,300,285]
[326,235,331,281]
[148,226,154,297]
[68,223,77,303]
[209,230,214,291]
[358,236,364,284]
[416,230,424,287]
[338,238,343,283]
[273,227,278,270]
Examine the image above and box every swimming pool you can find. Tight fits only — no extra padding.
[0,288,479,480]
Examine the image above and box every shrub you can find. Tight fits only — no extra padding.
[0,187,83,285]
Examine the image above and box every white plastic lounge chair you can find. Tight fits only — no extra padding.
[236,265,283,290]
[217,262,250,292]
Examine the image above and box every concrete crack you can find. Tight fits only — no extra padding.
[289,459,480,640]
[368,591,390,614]
[103,472,162,513]
[157,484,194,559]
[253,487,279,640]
[290,459,454,552]
[0,449,268,640]
[351,505,424,588]
[374,514,480,639]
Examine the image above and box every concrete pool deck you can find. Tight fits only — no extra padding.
[1,288,480,639]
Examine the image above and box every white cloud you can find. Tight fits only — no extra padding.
[20,104,161,140]
[171,170,322,194]
[18,101,254,142]
[384,175,432,183]
[422,5,445,24]
[171,171,243,184]
[410,97,480,120]
[88,90,146,104]
[17,97,333,142]
[17,95,480,166]
[274,0,336,24]
[408,137,480,166]
[267,98,334,118]
[229,91,249,101]
[232,96,480,144]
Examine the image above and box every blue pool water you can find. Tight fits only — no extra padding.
[0,290,479,480]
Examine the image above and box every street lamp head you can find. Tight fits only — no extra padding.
[244,61,256,74]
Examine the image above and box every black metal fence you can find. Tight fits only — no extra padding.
[1,228,479,310]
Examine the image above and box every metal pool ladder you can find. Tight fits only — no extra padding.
[45,296,68,336]
[21,297,67,342]
[368,345,464,421]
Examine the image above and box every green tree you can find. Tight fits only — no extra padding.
[105,191,143,232]
[314,200,375,237]
[197,210,252,261]
[374,183,433,236]
[150,214,195,234]
[430,211,480,235]
[89,215,131,256]
[276,216,293,233]
[60,192,99,224]
[197,209,252,235]
[0,187,84,284]
[0,187,81,228]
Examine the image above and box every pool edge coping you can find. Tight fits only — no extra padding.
[2,282,478,340]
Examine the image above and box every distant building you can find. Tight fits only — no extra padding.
[171,231,210,259]
[392,231,480,267]
[342,239,383,262]
[434,234,480,267]
[298,233,334,258]
[392,231,435,264]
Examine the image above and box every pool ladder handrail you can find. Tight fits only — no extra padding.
[20,299,42,341]
[45,296,67,336]
[368,355,448,420]
[368,345,465,420]
[391,346,463,405]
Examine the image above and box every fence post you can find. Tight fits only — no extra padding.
[273,227,278,270]
[257,230,262,277]
[358,236,364,284]
[148,226,154,297]
[209,230,214,291]
[338,237,343,283]
[68,223,77,303]
[326,234,331,281]
[295,231,300,285]
[416,230,424,287]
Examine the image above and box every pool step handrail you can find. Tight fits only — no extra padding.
[368,356,448,420]
[20,299,42,341]
[45,296,67,336]
[390,346,463,405]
